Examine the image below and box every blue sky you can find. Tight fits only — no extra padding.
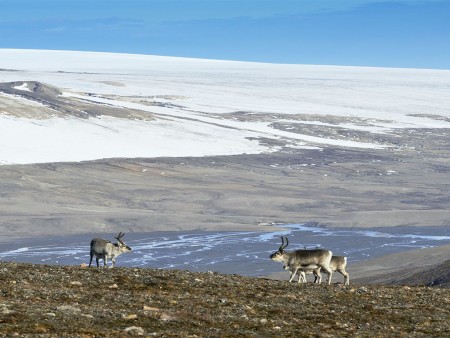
[0,0,449,69]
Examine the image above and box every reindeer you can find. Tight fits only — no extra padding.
[270,236,333,285]
[89,232,132,268]
[297,255,350,285]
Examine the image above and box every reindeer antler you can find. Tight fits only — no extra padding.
[279,236,289,251]
[284,236,289,249]
[115,232,125,241]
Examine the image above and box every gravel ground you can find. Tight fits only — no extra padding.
[1,262,450,337]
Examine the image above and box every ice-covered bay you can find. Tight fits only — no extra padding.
[1,224,449,277]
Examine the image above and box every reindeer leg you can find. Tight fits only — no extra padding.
[322,266,333,285]
[298,270,307,284]
[289,268,298,282]
[338,268,350,285]
[314,268,322,284]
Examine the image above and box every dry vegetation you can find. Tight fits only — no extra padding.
[1,262,450,337]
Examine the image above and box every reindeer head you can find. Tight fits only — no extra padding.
[270,236,289,262]
[115,232,132,253]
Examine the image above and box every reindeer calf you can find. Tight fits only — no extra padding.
[297,255,350,285]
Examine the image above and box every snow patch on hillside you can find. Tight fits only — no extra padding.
[1,49,449,164]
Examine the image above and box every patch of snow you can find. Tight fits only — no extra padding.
[0,49,449,164]
[13,82,32,92]
[63,93,387,150]
[0,115,267,165]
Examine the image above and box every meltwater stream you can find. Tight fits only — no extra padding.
[1,224,449,277]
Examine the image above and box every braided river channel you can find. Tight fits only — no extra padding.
[1,224,450,277]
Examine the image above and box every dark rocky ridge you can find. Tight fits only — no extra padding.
[0,81,154,120]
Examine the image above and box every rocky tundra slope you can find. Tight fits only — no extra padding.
[1,262,450,337]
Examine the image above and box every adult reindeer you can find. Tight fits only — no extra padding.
[270,236,333,285]
[89,232,132,268]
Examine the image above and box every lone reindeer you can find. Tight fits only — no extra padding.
[270,236,334,284]
[89,232,132,268]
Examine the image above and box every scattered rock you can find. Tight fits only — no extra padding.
[124,326,145,336]
[81,314,94,319]
[122,314,138,320]
[143,306,160,312]
[56,305,81,314]
[160,313,176,321]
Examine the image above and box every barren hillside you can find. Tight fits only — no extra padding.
[1,262,449,337]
